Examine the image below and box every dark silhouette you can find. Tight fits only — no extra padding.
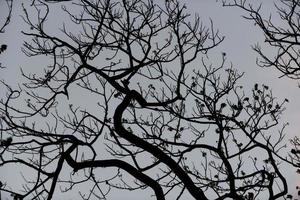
[0,0,290,199]
[0,0,13,34]
[0,0,13,70]
[223,0,300,199]
[223,0,300,80]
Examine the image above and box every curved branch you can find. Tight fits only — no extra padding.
[113,92,208,200]
[64,145,165,200]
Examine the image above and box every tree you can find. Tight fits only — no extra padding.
[0,0,290,199]
[222,0,300,80]
[221,0,300,198]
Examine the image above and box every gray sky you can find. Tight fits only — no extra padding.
[186,0,300,195]
[1,0,300,199]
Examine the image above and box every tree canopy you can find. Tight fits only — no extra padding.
[0,0,298,199]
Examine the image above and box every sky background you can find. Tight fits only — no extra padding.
[1,0,300,199]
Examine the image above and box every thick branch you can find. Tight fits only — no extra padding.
[113,92,208,200]
[64,145,165,200]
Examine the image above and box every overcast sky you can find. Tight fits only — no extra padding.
[1,0,300,199]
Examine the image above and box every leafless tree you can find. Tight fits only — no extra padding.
[223,0,300,80]
[0,0,290,199]
[222,0,300,198]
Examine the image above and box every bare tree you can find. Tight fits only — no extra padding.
[222,0,300,80]
[221,0,300,198]
[0,0,290,199]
